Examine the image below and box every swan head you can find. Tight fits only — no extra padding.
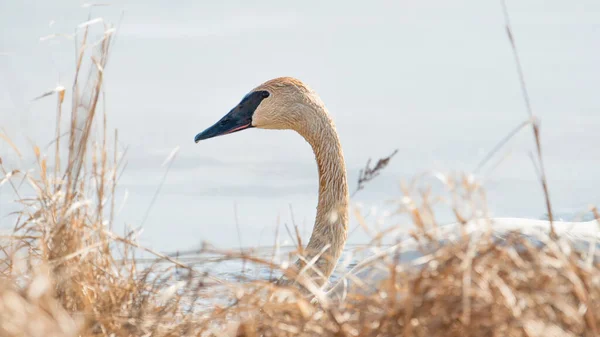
[194,77,318,142]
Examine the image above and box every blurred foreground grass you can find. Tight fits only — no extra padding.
[1,16,599,337]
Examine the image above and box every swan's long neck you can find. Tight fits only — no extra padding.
[295,104,349,285]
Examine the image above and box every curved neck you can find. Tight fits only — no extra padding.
[295,105,349,285]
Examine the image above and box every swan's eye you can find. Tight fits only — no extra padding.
[261,91,270,99]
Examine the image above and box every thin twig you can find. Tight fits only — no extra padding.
[501,0,555,237]
[473,119,531,174]
[351,149,398,198]
[140,148,178,227]
[233,202,246,274]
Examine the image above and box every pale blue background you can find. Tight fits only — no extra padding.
[1,0,599,252]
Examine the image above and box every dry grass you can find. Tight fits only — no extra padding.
[1,13,600,337]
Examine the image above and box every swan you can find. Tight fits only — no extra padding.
[194,76,599,289]
[195,77,349,286]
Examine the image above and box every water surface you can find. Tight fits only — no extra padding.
[1,1,599,256]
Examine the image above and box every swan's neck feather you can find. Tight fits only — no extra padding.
[295,102,349,285]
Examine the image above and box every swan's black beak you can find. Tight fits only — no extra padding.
[194,90,270,143]
[194,109,253,143]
